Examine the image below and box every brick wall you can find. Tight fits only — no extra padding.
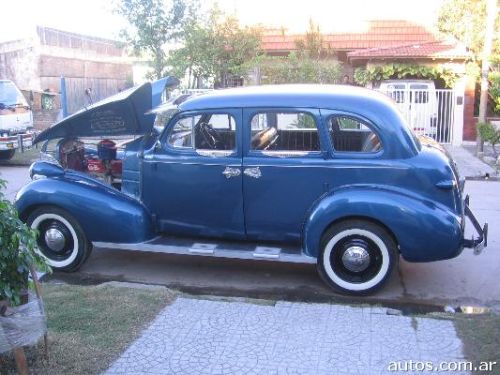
[0,40,41,90]
[39,55,131,81]
[32,109,60,131]
[463,76,476,141]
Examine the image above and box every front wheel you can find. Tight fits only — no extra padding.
[0,149,15,160]
[317,220,398,295]
[27,206,92,272]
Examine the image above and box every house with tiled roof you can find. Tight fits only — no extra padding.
[259,20,469,83]
[256,20,475,142]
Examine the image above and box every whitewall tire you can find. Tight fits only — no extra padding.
[27,206,92,272]
[317,220,398,295]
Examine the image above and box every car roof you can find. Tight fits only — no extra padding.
[179,84,395,112]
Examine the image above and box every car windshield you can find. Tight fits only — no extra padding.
[0,81,28,106]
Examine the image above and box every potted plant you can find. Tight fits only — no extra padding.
[0,177,50,307]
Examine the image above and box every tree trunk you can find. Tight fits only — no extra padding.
[476,0,498,154]
[188,65,193,89]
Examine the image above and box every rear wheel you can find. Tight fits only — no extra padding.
[27,206,92,272]
[0,149,15,160]
[317,219,398,295]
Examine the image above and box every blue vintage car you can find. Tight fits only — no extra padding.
[15,79,487,294]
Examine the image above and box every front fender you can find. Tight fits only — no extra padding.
[303,186,463,262]
[15,172,155,243]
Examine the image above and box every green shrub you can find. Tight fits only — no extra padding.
[0,179,50,306]
[477,122,500,157]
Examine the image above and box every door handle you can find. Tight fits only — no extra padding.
[222,167,241,179]
[244,167,262,179]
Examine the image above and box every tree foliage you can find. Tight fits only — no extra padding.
[0,179,50,306]
[353,63,460,88]
[259,53,343,84]
[437,0,499,56]
[294,19,334,59]
[168,7,262,88]
[437,0,500,114]
[116,0,191,79]
[258,20,342,85]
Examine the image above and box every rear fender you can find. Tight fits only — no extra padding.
[15,172,155,243]
[303,186,462,261]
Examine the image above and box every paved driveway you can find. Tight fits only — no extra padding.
[2,166,499,309]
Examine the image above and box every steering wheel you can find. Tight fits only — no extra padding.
[200,123,223,149]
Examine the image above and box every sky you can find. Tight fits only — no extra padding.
[0,0,445,43]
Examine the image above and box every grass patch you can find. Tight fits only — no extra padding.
[0,147,40,166]
[0,283,174,375]
[454,313,500,375]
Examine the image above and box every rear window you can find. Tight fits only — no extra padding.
[329,116,382,153]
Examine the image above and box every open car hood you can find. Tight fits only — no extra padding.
[34,76,179,143]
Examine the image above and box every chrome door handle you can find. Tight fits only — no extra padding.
[244,167,262,179]
[222,167,241,179]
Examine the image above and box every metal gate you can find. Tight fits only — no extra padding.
[377,88,457,144]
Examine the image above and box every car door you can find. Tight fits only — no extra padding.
[142,108,245,239]
[242,108,332,243]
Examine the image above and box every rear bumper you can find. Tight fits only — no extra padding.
[462,195,488,255]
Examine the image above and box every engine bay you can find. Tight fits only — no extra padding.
[45,137,129,189]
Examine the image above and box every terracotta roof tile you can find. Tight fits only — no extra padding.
[346,41,470,59]
[261,20,439,52]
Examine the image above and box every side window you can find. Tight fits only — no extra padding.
[168,113,236,151]
[250,112,320,152]
[329,116,382,153]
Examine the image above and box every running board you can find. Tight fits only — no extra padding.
[92,236,316,264]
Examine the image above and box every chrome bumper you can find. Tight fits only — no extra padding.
[463,195,488,255]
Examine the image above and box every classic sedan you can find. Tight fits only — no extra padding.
[15,80,487,295]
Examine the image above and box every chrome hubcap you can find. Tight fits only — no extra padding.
[44,228,66,252]
[341,246,370,272]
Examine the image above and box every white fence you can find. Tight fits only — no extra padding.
[378,88,459,144]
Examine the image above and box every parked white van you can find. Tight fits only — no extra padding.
[0,80,34,160]
[378,80,438,137]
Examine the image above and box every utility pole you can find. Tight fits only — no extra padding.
[477,0,498,153]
